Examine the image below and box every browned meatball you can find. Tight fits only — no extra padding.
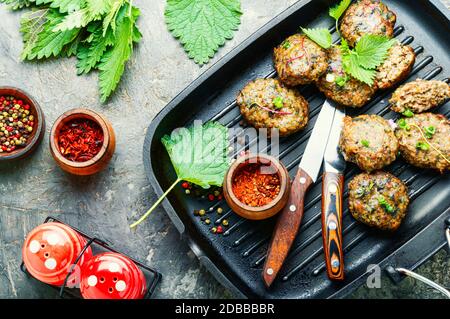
[349,171,409,231]
[390,79,450,114]
[339,115,398,171]
[340,0,396,47]
[236,78,309,137]
[274,34,328,86]
[316,46,376,108]
[395,113,450,173]
[375,43,415,90]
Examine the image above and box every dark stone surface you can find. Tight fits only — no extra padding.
[0,0,448,299]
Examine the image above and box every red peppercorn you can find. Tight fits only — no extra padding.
[217,194,223,200]
[216,225,224,234]
[208,194,215,201]
[24,104,30,110]
[17,100,23,105]
[181,181,189,189]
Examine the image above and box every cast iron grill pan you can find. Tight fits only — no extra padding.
[143,0,450,298]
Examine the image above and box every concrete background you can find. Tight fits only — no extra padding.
[0,0,449,299]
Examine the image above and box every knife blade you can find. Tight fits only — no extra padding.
[262,100,337,287]
[321,105,346,281]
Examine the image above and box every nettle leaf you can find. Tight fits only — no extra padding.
[301,27,332,49]
[0,0,33,10]
[102,0,124,36]
[130,121,230,228]
[25,10,80,59]
[33,0,83,13]
[343,53,375,85]
[329,0,351,22]
[20,8,50,60]
[161,122,230,188]
[97,3,140,101]
[76,25,114,74]
[53,7,92,31]
[61,29,84,57]
[165,0,242,65]
[354,34,396,69]
[85,0,110,16]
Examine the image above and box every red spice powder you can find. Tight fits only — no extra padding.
[58,119,104,162]
[232,163,281,207]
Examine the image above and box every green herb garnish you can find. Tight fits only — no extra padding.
[130,122,230,228]
[397,118,410,130]
[335,75,348,87]
[424,125,436,139]
[165,0,242,65]
[2,0,142,102]
[416,141,430,151]
[361,139,370,147]
[282,40,291,49]
[341,35,397,86]
[273,96,284,109]
[402,109,414,117]
[300,27,332,49]
[329,0,351,31]
[378,196,395,214]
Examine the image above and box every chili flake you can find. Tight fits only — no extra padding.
[232,163,281,207]
[58,119,104,162]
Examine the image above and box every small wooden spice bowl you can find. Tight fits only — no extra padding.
[50,108,115,176]
[0,87,45,162]
[223,153,290,220]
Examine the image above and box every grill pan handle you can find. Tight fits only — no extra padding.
[395,268,450,299]
[445,217,450,250]
[386,220,450,299]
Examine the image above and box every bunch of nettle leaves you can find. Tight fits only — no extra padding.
[1,0,142,102]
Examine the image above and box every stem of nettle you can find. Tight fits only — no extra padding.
[130,178,181,229]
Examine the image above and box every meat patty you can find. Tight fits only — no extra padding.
[348,171,409,231]
[390,79,450,114]
[375,43,415,90]
[236,78,309,137]
[340,0,396,47]
[339,115,398,171]
[395,112,450,173]
[273,34,328,86]
[316,46,375,108]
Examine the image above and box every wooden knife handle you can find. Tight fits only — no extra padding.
[321,171,344,281]
[263,168,313,287]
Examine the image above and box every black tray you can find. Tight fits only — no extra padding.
[143,0,450,298]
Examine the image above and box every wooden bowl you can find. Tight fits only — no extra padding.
[0,87,45,161]
[50,109,115,175]
[223,153,290,220]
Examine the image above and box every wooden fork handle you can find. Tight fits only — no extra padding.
[322,171,344,281]
[263,168,313,287]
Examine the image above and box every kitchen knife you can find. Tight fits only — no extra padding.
[263,100,337,287]
[322,106,346,281]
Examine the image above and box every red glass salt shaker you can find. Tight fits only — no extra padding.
[80,252,147,299]
[22,222,93,286]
